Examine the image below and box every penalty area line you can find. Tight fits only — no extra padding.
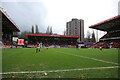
[1,66,119,75]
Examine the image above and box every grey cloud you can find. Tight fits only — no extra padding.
[1,2,47,33]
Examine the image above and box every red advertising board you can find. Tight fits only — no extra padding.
[18,39,24,45]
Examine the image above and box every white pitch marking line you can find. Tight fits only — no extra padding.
[1,66,119,75]
[55,51,119,65]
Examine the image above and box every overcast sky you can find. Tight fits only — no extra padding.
[0,0,119,39]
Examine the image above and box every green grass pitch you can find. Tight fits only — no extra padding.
[1,48,120,78]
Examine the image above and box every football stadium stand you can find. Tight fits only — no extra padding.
[89,15,120,48]
[1,7,20,47]
[27,34,79,48]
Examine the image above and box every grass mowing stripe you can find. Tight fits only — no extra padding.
[55,51,119,65]
[1,66,119,75]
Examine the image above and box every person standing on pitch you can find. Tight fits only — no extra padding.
[46,43,49,50]
[40,42,42,48]
[36,42,39,53]
[99,46,102,51]
[76,43,79,49]
[38,42,42,52]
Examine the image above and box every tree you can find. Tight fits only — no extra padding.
[91,31,96,42]
[63,29,66,35]
[49,27,53,34]
[36,25,39,34]
[46,26,50,34]
[31,25,34,34]
[87,31,91,42]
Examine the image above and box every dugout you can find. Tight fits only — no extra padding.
[1,8,20,45]
[27,34,79,46]
[89,15,120,48]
